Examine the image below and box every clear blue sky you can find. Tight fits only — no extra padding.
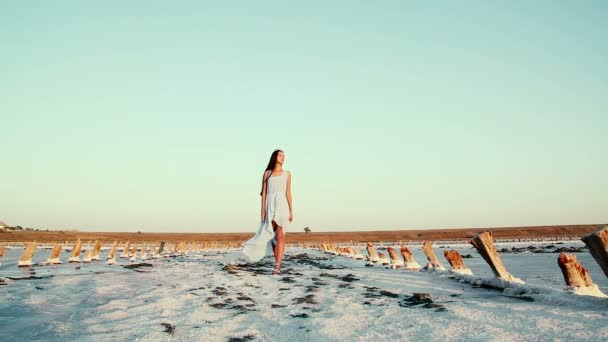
[1,1,606,232]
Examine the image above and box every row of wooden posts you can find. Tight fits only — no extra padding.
[314,227,608,298]
[0,240,240,267]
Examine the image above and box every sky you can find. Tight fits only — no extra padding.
[1,1,607,233]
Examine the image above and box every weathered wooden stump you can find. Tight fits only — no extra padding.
[444,250,473,275]
[91,240,102,261]
[366,242,379,264]
[129,246,138,262]
[46,244,62,264]
[378,252,390,266]
[400,246,421,270]
[120,241,131,258]
[107,241,118,265]
[353,248,365,260]
[470,232,523,283]
[83,248,93,263]
[141,243,148,260]
[69,239,82,263]
[558,253,606,297]
[421,241,445,270]
[158,241,166,255]
[387,247,404,269]
[18,242,38,267]
[581,226,608,279]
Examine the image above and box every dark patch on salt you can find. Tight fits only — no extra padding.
[210,303,227,308]
[227,333,256,342]
[212,286,228,296]
[380,290,399,298]
[293,294,318,305]
[399,293,447,311]
[280,277,296,283]
[364,286,400,299]
[306,285,319,293]
[237,294,255,302]
[338,274,359,282]
[271,304,287,308]
[290,313,309,318]
[6,275,53,280]
[222,264,239,274]
[160,323,175,335]
[285,253,345,270]
[123,263,153,269]
[188,286,205,292]
[319,273,337,278]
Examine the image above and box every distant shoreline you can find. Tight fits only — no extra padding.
[1,224,604,243]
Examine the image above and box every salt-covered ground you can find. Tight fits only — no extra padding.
[1,243,608,341]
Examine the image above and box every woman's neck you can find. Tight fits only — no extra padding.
[273,165,283,173]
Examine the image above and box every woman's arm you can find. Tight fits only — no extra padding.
[286,171,293,221]
[261,170,270,222]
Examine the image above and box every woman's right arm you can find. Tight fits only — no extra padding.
[261,170,269,222]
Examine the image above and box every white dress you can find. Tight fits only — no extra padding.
[242,170,290,262]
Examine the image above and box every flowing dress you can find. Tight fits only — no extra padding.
[242,170,290,262]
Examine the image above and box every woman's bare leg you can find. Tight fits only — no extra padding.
[273,225,285,269]
[271,221,278,258]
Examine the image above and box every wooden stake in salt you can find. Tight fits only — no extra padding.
[470,232,523,283]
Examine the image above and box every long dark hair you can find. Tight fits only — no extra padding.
[260,149,283,196]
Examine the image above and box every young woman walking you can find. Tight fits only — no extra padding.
[242,149,293,275]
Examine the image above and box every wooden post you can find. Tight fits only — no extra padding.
[366,242,379,264]
[141,243,148,260]
[400,246,421,270]
[107,241,118,265]
[558,253,606,297]
[353,248,364,260]
[581,226,608,279]
[129,246,138,262]
[47,244,62,264]
[120,241,130,258]
[150,244,159,258]
[91,240,102,261]
[444,250,473,275]
[69,239,82,263]
[18,242,38,267]
[470,232,523,283]
[421,241,445,270]
[0,245,6,266]
[377,252,390,266]
[387,247,404,269]
[158,241,166,255]
[83,248,93,263]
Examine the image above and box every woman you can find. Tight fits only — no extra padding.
[242,149,293,275]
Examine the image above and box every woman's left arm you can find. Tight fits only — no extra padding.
[286,171,293,222]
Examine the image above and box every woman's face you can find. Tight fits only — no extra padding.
[276,151,285,164]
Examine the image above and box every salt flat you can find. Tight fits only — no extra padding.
[1,243,607,341]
